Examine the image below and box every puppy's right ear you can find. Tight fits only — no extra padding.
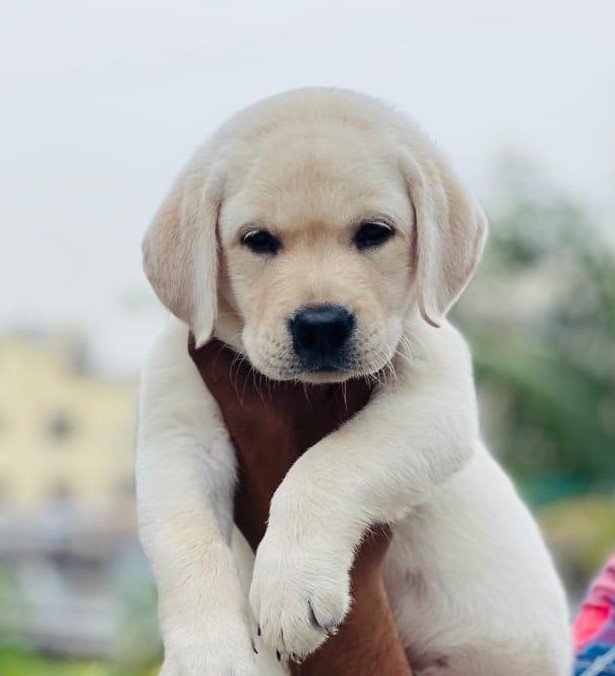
[142,163,224,347]
[400,151,487,327]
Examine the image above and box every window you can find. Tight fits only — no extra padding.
[46,412,76,442]
[49,482,72,506]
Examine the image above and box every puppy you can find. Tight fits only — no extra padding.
[136,88,571,675]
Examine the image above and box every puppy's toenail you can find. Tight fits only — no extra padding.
[308,599,323,630]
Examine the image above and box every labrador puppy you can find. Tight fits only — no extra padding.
[136,88,571,675]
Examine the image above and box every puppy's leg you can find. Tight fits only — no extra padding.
[414,642,569,676]
[137,319,256,676]
[250,322,479,660]
[384,446,570,676]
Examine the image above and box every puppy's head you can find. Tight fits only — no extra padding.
[143,89,487,382]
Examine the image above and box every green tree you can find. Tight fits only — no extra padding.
[455,156,615,506]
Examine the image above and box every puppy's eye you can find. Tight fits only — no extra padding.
[353,221,395,250]
[241,229,281,255]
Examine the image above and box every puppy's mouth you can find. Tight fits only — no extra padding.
[242,305,399,384]
[293,345,357,380]
[294,358,357,384]
[289,347,391,384]
[246,347,390,384]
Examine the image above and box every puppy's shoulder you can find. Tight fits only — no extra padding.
[401,317,473,378]
[142,316,192,373]
[139,318,220,429]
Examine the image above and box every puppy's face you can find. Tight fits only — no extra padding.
[143,89,487,384]
[218,126,414,382]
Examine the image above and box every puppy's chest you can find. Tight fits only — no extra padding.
[189,338,373,548]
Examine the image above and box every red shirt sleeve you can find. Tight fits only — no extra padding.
[573,553,615,651]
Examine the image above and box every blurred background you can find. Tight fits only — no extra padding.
[1,1,614,673]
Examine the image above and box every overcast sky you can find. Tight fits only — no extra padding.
[1,0,614,375]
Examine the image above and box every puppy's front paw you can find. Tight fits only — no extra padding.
[249,533,351,661]
[161,626,258,676]
[161,656,256,676]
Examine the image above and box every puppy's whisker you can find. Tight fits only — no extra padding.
[229,348,254,404]
[401,320,431,360]
[229,350,249,398]
[394,338,415,369]
[384,355,397,383]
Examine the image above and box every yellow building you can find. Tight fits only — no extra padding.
[0,333,137,513]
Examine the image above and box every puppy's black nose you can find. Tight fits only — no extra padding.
[289,304,355,371]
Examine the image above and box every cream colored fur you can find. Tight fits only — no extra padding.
[136,89,571,675]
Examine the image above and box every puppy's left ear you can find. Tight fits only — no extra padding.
[401,152,488,326]
[142,161,225,347]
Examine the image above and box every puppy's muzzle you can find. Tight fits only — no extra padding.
[289,304,355,373]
